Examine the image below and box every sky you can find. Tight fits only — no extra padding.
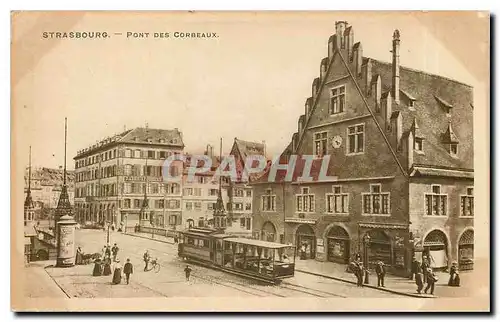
[12,11,489,170]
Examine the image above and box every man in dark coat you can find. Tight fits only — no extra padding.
[421,255,430,283]
[415,261,424,294]
[375,260,386,287]
[409,256,419,280]
[184,265,192,281]
[143,250,150,271]
[123,258,134,285]
[356,261,364,287]
[424,268,438,295]
[111,243,119,261]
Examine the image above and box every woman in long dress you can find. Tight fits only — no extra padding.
[448,261,460,286]
[75,247,83,265]
[112,259,123,284]
[92,258,103,276]
[103,256,112,276]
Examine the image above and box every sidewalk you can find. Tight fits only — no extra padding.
[294,259,438,298]
[22,261,69,298]
[125,231,175,244]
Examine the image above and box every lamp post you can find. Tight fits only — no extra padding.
[363,234,371,267]
[124,214,128,234]
[106,221,110,245]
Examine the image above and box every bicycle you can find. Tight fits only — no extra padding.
[146,258,161,273]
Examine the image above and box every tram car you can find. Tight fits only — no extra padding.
[178,227,296,284]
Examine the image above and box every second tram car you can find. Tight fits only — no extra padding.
[178,227,296,284]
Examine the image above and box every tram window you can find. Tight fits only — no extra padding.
[187,237,194,245]
[203,239,209,248]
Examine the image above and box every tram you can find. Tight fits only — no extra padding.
[178,227,296,284]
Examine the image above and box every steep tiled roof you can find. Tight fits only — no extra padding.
[25,167,75,188]
[370,59,473,170]
[119,127,184,147]
[234,138,266,160]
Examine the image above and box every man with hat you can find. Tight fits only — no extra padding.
[123,258,134,285]
[424,267,438,295]
[375,260,386,288]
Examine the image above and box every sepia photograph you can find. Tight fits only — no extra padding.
[10,11,490,312]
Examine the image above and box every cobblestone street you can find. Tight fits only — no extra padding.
[41,229,406,298]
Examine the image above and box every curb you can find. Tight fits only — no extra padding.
[125,232,175,245]
[295,269,436,299]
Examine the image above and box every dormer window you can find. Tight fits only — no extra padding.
[409,100,414,108]
[415,138,423,152]
[449,143,458,156]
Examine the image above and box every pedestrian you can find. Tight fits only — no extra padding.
[415,261,424,294]
[174,235,178,244]
[448,261,460,287]
[112,223,115,231]
[123,258,134,285]
[375,260,386,287]
[355,253,362,262]
[103,256,112,276]
[75,246,83,265]
[111,243,119,261]
[112,259,123,285]
[356,261,364,287]
[92,258,103,276]
[184,265,192,281]
[143,250,150,271]
[424,268,438,295]
[101,245,107,258]
[421,255,430,284]
[105,245,111,259]
[409,256,419,280]
[300,244,306,260]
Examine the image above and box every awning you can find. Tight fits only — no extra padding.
[359,223,407,230]
[411,166,474,179]
[285,218,317,225]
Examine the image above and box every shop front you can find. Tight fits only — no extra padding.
[458,229,474,270]
[364,229,392,266]
[296,224,316,260]
[326,226,350,264]
[423,229,449,269]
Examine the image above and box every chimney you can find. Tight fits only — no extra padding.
[335,21,348,49]
[345,26,354,59]
[353,42,363,76]
[392,30,400,104]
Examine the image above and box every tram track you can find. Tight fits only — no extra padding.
[87,232,352,298]
[144,243,348,298]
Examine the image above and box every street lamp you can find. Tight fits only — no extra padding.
[363,234,371,267]
[124,214,128,234]
[106,221,110,245]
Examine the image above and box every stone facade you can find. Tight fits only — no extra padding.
[251,21,474,275]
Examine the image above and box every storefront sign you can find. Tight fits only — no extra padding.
[316,246,324,253]
[316,238,324,246]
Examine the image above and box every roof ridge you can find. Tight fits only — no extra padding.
[368,58,473,88]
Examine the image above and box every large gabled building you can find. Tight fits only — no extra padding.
[251,21,474,275]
